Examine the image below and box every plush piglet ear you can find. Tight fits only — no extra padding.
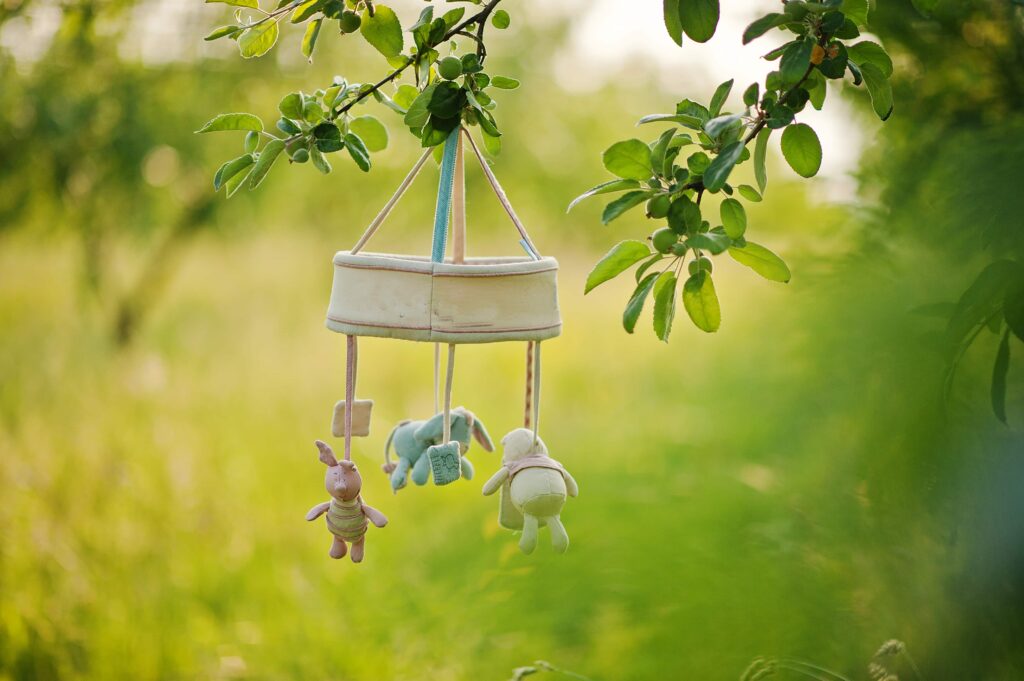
[472,416,495,452]
[315,440,338,467]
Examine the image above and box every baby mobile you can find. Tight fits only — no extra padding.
[196,0,578,562]
[308,125,579,562]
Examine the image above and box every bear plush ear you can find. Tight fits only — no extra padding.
[315,440,338,467]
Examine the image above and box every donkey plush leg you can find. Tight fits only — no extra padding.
[350,537,366,563]
[411,455,431,486]
[330,537,348,559]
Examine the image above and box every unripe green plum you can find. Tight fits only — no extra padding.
[338,11,361,33]
[438,56,464,80]
[652,228,678,254]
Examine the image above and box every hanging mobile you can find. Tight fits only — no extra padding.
[325,127,561,483]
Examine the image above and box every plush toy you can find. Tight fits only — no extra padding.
[382,406,494,491]
[482,428,578,554]
[306,440,387,563]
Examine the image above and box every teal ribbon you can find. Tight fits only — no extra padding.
[431,128,461,263]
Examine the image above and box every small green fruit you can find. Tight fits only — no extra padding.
[338,11,361,33]
[438,56,463,81]
[652,228,678,254]
[671,242,688,257]
[647,195,670,219]
[290,148,310,164]
[689,257,712,275]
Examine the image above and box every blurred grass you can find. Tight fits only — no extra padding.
[2,2,1024,679]
[3,208,1019,679]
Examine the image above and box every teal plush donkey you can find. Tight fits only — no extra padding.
[382,407,494,491]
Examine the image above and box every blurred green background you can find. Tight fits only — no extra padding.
[1,1,1023,680]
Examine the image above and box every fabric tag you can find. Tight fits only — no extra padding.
[427,441,462,485]
[331,399,373,438]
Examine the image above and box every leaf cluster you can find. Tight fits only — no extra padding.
[576,0,895,339]
[199,0,515,193]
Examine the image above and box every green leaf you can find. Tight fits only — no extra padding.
[349,115,388,152]
[302,17,322,61]
[238,20,280,58]
[603,139,654,181]
[313,122,343,152]
[244,131,259,154]
[310,147,332,174]
[195,112,263,133]
[780,38,813,86]
[344,132,371,171]
[738,185,762,202]
[291,0,325,23]
[205,0,258,8]
[403,83,436,131]
[703,140,743,192]
[754,128,770,194]
[567,179,641,212]
[653,271,679,341]
[709,79,734,117]
[860,62,894,121]
[482,131,501,156]
[585,240,652,294]
[847,41,893,78]
[683,272,720,333]
[360,4,403,58]
[393,84,419,111]
[663,0,683,46]
[992,329,1011,424]
[742,13,785,44]
[491,9,510,29]
[248,138,285,189]
[213,154,254,191]
[720,198,747,238]
[602,191,652,224]
[490,76,520,90]
[729,241,791,282]
[841,0,869,25]
[687,230,731,255]
[623,273,659,334]
[279,93,303,120]
[704,114,742,140]
[204,25,242,41]
[946,260,1018,350]
[224,163,252,198]
[780,123,822,178]
[638,113,704,129]
[679,0,719,43]
[1005,274,1024,343]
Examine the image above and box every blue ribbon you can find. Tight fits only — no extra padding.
[430,128,461,263]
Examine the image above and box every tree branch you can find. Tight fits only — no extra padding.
[333,0,504,117]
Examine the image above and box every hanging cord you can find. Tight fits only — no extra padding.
[443,344,456,443]
[461,128,541,259]
[531,341,542,444]
[524,342,534,428]
[344,334,358,461]
[431,129,461,263]
[433,343,441,415]
[351,147,433,255]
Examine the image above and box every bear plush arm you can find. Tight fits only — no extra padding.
[481,467,510,496]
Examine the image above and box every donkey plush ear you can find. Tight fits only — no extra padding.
[472,416,494,452]
[414,413,444,444]
[315,440,338,467]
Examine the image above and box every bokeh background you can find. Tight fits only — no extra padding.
[2,1,1023,679]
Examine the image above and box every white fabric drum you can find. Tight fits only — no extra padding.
[326,251,561,343]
